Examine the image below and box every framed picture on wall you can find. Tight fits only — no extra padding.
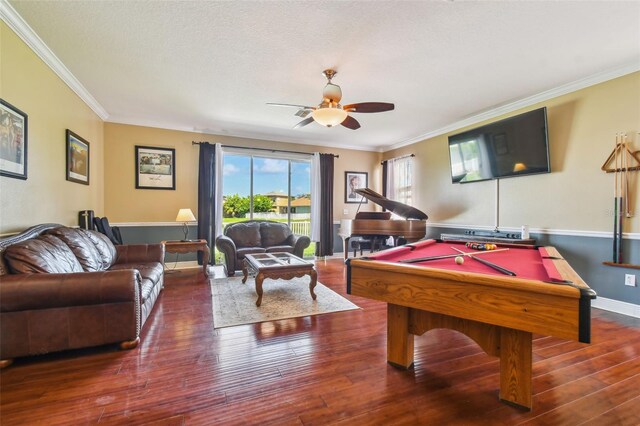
[66,130,90,185]
[0,99,28,180]
[345,171,368,204]
[135,145,176,190]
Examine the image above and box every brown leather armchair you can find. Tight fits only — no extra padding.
[0,224,165,367]
[215,220,311,276]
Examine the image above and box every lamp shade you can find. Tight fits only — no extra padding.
[176,208,196,222]
[312,107,348,127]
[339,219,352,236]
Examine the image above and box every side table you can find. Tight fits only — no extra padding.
[162,239,210,277]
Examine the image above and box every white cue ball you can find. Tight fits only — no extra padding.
[455,256,464,265]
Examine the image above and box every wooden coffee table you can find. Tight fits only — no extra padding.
[242,252,317,307]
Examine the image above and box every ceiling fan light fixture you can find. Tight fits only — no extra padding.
[312,106,348,127]
[268,69,394,130]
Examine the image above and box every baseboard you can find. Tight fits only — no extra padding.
[592,297,640,318]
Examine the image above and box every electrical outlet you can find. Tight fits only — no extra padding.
[625,274,636,287]
[343,209,349,215]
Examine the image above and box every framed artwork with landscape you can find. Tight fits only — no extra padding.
[0,99,28,180]
[135,145,176,190]
[345,171,368,204]
[66,130,90,185]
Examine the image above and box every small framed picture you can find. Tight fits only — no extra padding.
[345,171,368,204]
[0,99,28,180]
[135,145,176,190]
[66,129,90,185]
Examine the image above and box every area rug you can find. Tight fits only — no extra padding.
[211,276,360,328]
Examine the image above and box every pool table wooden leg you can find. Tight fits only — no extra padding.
[387,304,414,369]
[499,328,532,410]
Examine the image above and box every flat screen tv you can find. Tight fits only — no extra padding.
[448,107,550,183]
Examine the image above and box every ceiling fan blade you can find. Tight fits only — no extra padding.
[267,103,315,110]
[294,117,315,129]
[343,102,395,113]
[341,115,361,130]
[295,109,312,118]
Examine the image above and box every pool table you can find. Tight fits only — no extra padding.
[347,239,596,410]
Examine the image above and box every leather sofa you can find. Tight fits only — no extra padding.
[0,224,165,367]
[215,220,311,276]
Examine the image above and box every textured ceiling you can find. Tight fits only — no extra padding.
[7,1,640,151]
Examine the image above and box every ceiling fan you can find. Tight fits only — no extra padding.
[267,69,394,130]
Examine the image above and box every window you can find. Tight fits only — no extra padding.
[221,148,314,257]
[386,156,414,207]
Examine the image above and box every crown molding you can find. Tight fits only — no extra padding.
[105,115,381,152]
[387,63,640,151]
[0,0,109,120]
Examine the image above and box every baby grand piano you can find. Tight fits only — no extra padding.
[340,188,428,260]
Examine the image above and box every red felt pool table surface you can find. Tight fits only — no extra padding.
[367,239,563,283]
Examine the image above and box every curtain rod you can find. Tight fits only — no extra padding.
[381,153,415,164]
[192,141,338,158]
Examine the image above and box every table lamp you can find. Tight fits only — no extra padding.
[176,208,196,241]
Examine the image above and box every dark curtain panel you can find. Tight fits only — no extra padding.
[381,160,388,207]
[197,143,216,264]
[315,153,334,257]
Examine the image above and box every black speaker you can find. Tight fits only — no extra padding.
[79,210,95,230]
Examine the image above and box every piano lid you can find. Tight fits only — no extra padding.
[355,188,428,220]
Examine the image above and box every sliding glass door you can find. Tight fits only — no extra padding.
[222,150,314,257]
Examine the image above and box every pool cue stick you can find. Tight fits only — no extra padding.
[613,134,619,263]
[617,134,625,263]
[617,135,625,263]
[399,248,510,264]
[450,247,516,276]
[624,134,631,217]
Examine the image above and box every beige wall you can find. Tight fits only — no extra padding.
[104,123,381,222]
[0,23,104,234]
[385,72,640,233]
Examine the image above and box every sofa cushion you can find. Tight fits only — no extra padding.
[110,262,163,283]
[226,222,261,248]
[4,234,83,274]
[80,229,117,269]
[109,261,163,303]
[265,245,294,254]
[260,222,292,247]
[46,227,103,272]
[236,247,266,260]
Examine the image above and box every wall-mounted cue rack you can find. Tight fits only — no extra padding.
[601,132,640,269]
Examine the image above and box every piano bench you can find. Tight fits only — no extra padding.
[351,236,409,257]
[351,238,372,256]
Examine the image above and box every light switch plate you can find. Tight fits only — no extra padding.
[625,274,636,287]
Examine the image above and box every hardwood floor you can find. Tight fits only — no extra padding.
[1,259,639,425]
